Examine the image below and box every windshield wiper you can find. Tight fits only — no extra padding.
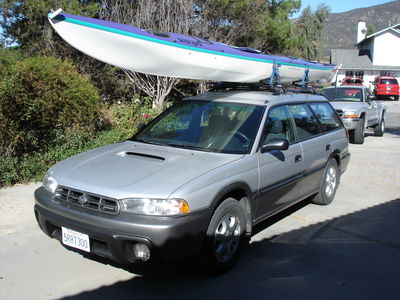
[131,138,164,146]
[167,143,216,152]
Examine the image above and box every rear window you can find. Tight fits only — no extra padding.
[379,79,398,85]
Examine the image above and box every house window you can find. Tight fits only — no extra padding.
[345,70,364,79]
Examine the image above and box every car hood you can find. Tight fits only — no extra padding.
[330,101,365,111]
[50,141,242,199]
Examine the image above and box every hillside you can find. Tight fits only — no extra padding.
[323,0,400,52]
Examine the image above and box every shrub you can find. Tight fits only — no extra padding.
[0,56,101,156]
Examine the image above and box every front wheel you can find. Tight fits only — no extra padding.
[373,116,385,137]
[351,117,365,144]
[203,198,246,274]
[311,159,340,205]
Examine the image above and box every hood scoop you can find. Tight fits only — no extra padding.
[117,151,165,161]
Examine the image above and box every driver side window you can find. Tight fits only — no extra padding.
[263,105,295,144]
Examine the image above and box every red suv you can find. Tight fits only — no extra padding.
[340,77,364,86]
[373,76,399,100]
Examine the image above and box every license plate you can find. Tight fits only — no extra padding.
[62,227,90,252]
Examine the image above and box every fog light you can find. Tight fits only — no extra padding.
[133,243,150,262]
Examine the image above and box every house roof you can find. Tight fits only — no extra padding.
[330,49,400,71]
[357,23,400,46]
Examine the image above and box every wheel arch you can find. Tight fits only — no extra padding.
[328,150,342,180]
[210,182,254,236]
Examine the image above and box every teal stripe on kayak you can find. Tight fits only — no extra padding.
[61,16,331,71]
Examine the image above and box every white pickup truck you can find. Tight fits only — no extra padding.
[321,86,386,144]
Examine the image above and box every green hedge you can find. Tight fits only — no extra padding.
[0,55,101,157]
[0,52,164,187]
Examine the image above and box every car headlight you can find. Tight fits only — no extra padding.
[120,198,190,216]
[43,172,58,194]
[343,110,358,118]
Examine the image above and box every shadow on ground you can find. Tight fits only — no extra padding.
[61,199,400,300]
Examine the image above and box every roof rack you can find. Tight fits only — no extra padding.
[209,63,323,94]
[209,81,321,95]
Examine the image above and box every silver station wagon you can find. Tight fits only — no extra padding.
[34,87,350,273]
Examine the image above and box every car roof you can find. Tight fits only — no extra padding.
[185,90,328,106]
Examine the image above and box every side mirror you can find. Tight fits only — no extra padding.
[261,139,289,153]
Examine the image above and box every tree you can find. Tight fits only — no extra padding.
[366,24,375,37]
[0,0,98,51]
[194,0,301,53]
[293,4,330,60]
[0,0,133,102]
[98,0,197,109]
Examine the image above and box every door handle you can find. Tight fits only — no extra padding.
[326,144,332,151]
[295,155,302,163]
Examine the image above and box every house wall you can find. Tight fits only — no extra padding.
[372,31,400,66]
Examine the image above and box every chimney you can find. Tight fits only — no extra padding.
[357,20,367,43]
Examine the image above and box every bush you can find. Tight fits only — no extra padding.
[0,56,101,156]
[0,94,162,187]
[0,53,165,187]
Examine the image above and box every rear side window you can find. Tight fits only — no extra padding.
[289,104,322,140]
[309,102,342,132]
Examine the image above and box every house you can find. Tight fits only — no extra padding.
[330,21,400,87]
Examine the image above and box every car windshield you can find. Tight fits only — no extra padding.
[132,100,265,154]
[321,88,363,102]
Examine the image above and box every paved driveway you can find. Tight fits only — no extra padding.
[1,102,399,300]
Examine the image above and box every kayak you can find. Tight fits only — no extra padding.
[48,9,339,84]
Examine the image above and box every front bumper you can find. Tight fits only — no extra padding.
[34,187,213,264]
[341,118,360,130]
[375,90,399,96]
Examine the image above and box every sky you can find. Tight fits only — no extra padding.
[292,0,396,18]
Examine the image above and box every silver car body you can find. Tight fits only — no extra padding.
[34,90,350,265]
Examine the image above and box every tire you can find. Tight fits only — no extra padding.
[373,115,385,137]
[311,159,340,205]
[203,198,246,274]
[352,117,365,144]
[394,95,399,101]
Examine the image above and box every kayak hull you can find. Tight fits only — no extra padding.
[49,12,338,84]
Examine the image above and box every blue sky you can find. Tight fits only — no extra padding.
[293,0,395,17]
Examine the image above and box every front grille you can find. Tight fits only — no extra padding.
[55,186,119,215]
[335,109,343,118]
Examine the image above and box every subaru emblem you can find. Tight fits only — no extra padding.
[78,194,88,205]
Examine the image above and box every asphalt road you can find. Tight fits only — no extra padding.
[1,101,399,300]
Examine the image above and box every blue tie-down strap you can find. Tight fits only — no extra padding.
[301,65,310,87]
[269,61,281,87]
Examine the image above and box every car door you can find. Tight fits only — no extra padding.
[255,105,304,222]
[288,103,328,198]
[364,88,379,125]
